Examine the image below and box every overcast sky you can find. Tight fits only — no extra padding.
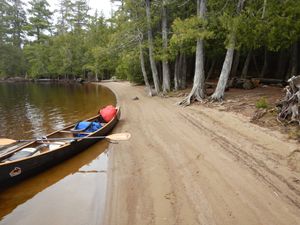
[24,0,114,18]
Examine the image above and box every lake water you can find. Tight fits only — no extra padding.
[0,82,116,225]
[0,82,115,139]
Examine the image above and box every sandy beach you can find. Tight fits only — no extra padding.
[101,81,300,225]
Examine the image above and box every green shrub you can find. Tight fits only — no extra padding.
[256,97,269,109]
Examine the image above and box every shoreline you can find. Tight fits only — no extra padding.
[100,81,300,225]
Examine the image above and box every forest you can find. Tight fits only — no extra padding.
[0,0,300,102]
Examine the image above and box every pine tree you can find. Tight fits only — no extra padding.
[7,0,27,48]
[0,0,26,76]
[0,0,10,44]
[27,0,52,41]
[71,0,90,31]
[56,0,73,34]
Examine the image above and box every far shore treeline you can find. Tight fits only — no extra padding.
[1,0,300,100]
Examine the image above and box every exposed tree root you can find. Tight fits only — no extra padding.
[277,75,300,125]
[178,88,205,107]
[210,92,224,102]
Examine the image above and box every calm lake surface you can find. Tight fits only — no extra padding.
[0,82,116,225]
[0,82,115,139]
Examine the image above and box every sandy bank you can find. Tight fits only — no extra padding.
[101,82,300,225]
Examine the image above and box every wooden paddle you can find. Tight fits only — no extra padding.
[0,133,131,162]
[0,132,131,146]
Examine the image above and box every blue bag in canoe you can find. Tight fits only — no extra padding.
[73,121,102,137]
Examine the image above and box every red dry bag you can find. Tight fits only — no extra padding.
[99,105,117,122]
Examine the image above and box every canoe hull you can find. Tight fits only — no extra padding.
[0,108,120,188]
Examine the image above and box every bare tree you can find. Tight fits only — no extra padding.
[179,0,206,106]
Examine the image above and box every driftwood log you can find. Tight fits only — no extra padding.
[277,75,300,125]
[253,78,287,86]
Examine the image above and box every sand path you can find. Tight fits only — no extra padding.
[102,82,300,225]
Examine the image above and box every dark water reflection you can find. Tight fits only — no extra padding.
[0,82,116,225]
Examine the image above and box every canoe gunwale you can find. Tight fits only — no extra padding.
[0,107,120,166]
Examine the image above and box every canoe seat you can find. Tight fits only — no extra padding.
[7,148,37,161]
[49,142,65,151]
[6,144,47,161]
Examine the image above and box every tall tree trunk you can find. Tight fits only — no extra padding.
[252,54,260,74]
[260,47,268,77]
[95,72,98,81]
[162,0,170,93]
[241,50,252,78]
[139,37,153,96]
[37,27,40,41]
[286,42,298,79]
[211,0,245,101]
[231,50,240,77]
[145,0,160,94]
[262,0,267,18]
[291,42,298,76]
[178,0,206,106]
[276,50,286,79]
[259,1,268,78]
[175,52,187,90]
[181,53,187,89]
[211,48,235,100]
[206,59,216,81]
[174,54,180,91]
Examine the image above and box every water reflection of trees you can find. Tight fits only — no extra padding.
[0,141,109,221]
[0,83,116,139]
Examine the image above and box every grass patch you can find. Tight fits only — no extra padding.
[256,97,269,109]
